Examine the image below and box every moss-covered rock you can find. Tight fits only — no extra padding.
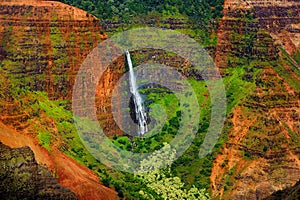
[0,141,77,199]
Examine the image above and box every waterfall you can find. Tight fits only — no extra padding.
[125,50,148,136]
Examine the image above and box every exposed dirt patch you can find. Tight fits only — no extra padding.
[210,106,256,198]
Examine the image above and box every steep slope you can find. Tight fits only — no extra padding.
[0,0,118,199]
[0,141,77,199]
[0,0,106,130]
[0,0,106,99]
[0,122,118,200]
[212,0,300,199]
[1,0,299,199]
[264,179,300,200]
[0,0,125,139]
[215,0,299,70]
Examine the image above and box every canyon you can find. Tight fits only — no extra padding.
[0,0,299,199]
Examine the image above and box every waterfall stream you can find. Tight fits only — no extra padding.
[125,50,148,136]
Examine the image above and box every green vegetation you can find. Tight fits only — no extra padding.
[26,91,99,167]
[57,0,224,26]
[274,48,300,91]
[18,91,158,199]
[56,0,224,46]
[0,25,263,199]
[293,50,300,64]
[106,61,261,192]
[137,143,210,200]
[37,131,52,151]
[50,21,70,98]
[224,65,262,112]
[13,74,228,198]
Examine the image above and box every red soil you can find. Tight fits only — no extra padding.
[0,122,118,200]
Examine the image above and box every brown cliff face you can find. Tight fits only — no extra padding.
[0,0,106,100]
[212,0,300,199]
[264,179,300,200]
[0,0,106,129]
[0,141,77,199]
[0,1,119,199]
[0,0,212,137]
[94,49,197,136]
[215,0,300,70]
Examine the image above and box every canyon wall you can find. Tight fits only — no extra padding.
[0,0,106,100]
[265,179,300,200]
[0,0,217,137]
[0,0,107,130]
[0,1,119,199]
[0,0,299,199]
[212,0,300,199]
[215,0,300,69]
[0,0,129,137]
[0,122,118,200]
[94,49,195,136]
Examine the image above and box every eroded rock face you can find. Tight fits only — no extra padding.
[211,70,300,199]
[0,1,119,199]
[0,122,119,200]
[0,1,214,136]
[93,49,196,136]
[215,0,300,70]
[265,179,300,200]
[0,0,106,130]
[212,0,300,199]
[0,141,77,199]
[0,0,106,100]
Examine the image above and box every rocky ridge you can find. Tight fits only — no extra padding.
[264,179,300,200]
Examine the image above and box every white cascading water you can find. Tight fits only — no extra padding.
[125,50,148,136]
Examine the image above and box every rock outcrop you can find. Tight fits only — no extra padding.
[0,0,106,130]
[0,121,118,200]
[0,141,77,199]
[264,179,300,200]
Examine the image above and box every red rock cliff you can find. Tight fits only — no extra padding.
[212,0,300,199]
[0,1,119,199]
[215,0,299,69]
[0,0,107,100]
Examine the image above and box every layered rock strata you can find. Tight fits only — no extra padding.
[211,0,300,199]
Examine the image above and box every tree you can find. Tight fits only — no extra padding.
[136,143,210,200]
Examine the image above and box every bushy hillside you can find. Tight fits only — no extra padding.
[58,0,224,26]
